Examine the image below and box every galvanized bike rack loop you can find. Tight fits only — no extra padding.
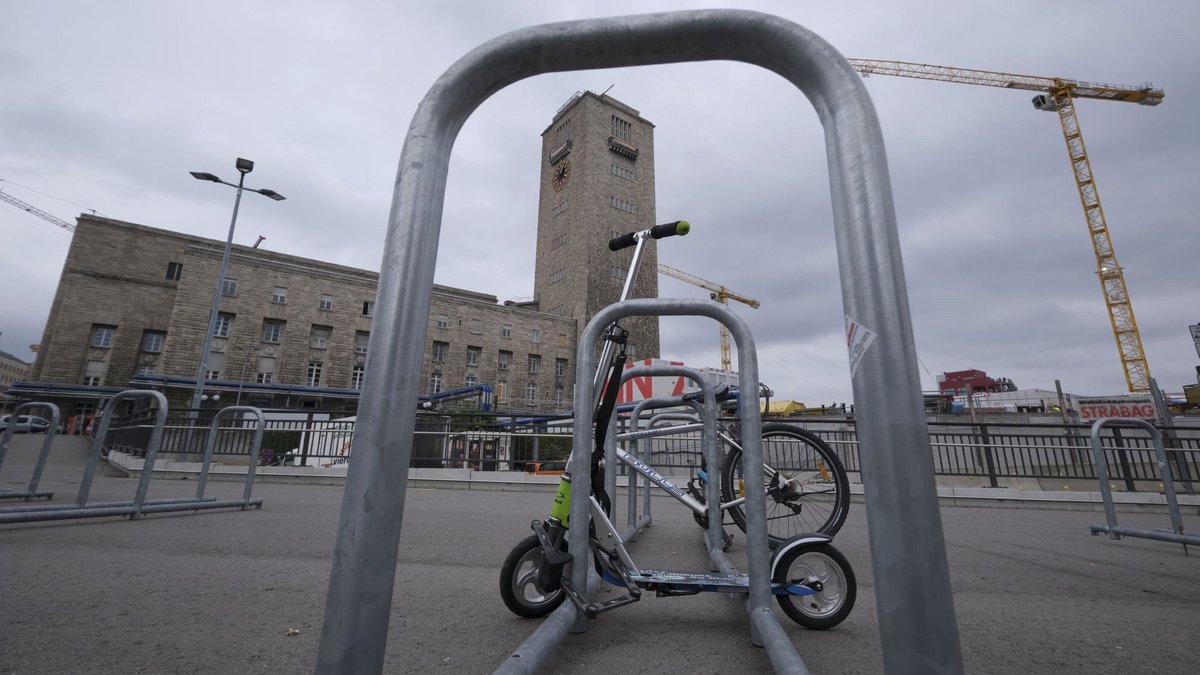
[625,396,707,537]
[615,363,726,554]
[317,9,960,674]
[0,390,170,522]
[193,406,268,509]
[0,401,61,501]
[0,394,265,524]
[1089,418,1199,551]
[499,299,807,674]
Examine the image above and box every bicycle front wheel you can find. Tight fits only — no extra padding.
[721,424,850,544]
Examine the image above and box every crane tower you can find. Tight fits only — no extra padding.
[658,264,760,372]
[0,188,76,232]
[849,59,1164,392]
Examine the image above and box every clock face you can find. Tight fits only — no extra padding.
[552,161,571,191]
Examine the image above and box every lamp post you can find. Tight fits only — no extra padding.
[188,158,285,415]
[235,344,262,406]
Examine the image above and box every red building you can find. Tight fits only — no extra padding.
[937,369,1016,395]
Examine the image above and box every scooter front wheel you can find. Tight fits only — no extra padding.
[772,541,856,629]
[499,534,566,618]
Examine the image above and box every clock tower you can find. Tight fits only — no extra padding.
[533,91,660,359]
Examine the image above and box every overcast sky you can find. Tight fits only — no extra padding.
[2,1,1197,405]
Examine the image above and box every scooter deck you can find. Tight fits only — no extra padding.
[633,568,750,593]
[614,568,812,596]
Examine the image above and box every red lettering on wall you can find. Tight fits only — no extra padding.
[670,376,686,396]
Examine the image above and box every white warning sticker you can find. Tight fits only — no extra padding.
[845,315,877,377]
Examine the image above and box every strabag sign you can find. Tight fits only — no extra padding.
[1076,397,1156,421]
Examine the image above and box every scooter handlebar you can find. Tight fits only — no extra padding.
[608,220,690,251]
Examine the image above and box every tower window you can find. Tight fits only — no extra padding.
[611,115,632,141]
[610,163,635,181]
[609,196,636,214]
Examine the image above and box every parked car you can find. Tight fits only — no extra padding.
[525,460,567,476]
[0,415,59,434]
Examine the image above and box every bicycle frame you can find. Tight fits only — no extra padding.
[615,424,814,518]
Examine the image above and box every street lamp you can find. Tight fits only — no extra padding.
[235,344,262,406]
[188,158,285,414]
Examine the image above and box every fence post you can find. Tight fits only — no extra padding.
[978,422,999,488]
[1151,378,1194,495]
[1110,427,1137,492]
[300,412,314,467]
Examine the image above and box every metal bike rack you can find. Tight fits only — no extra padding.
[499,299,809,674]
[1089,418,1198,551]
[318,10,960,674]
[0,394,264,524]
[193,406,267,508]
[615,363,727,555]
[625,399,708,536]
[0,401,61,501]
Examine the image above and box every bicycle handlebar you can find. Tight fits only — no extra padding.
[607,220,690,251]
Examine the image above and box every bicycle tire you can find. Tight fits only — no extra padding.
[721,424,850,544]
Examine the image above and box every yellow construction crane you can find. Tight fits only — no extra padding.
[0,187,76,232]
[658,264,760,372]
[849,59,1164,393]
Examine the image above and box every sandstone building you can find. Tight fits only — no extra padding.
[11,92,661,421]
[18,214,577,419]
[0,350,31,396]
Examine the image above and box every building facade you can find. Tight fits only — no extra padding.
[533,91,660,359]
[19,215,576,420]
[0,349,31,398]
[13,91,661,422]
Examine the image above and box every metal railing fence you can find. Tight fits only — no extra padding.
[96,409,1200,491]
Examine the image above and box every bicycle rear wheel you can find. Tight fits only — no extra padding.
[721,424,850,544]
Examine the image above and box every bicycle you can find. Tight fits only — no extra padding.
[682,387,850,547]
[499,222,856,628]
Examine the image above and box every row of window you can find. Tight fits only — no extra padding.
[610,196,636,214]
[204,315,371,352]
[611,115,632,141]
[610,163,635,181]
[430,343,569,376]
[434,316,555,344]
[164,262,374,315]
[84,354,366,391]
[93,326,169,354]
[554,117,572,146]
[91,322,370,356]
[197,361,366,389]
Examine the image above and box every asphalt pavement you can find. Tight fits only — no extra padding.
[2,435,1198,674]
